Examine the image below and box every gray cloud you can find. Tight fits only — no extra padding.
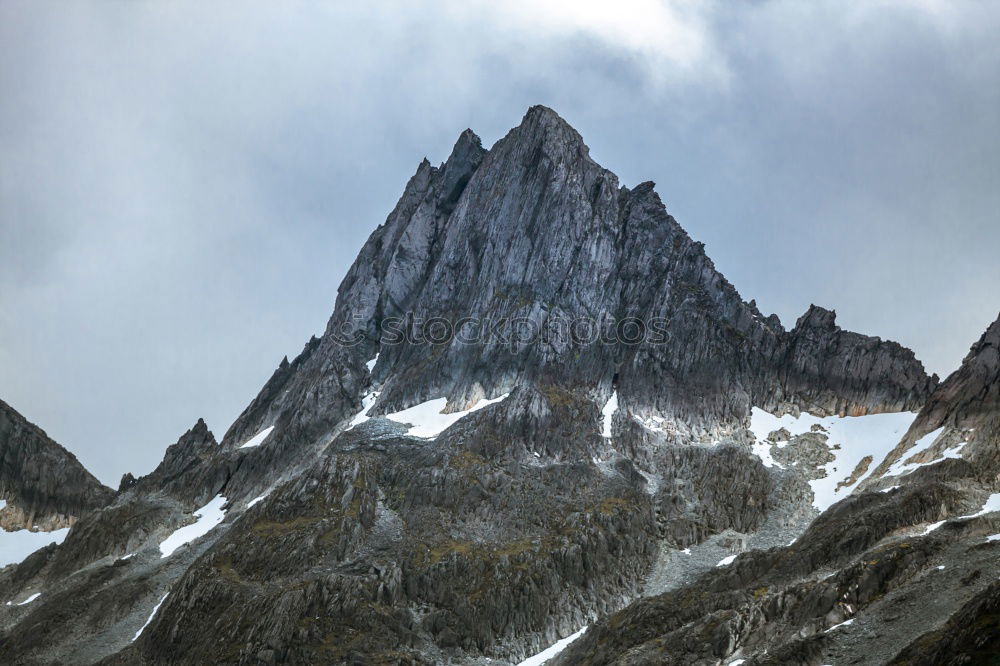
[1,1,998,484]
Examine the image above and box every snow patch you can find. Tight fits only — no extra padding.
[247,492,270,509]
[159,495,227,558]
[717,554,737,567]
[385,393,510,438]
[959,494,1000,519]
[601,391,618,438]
[750,439,783,469]
[348,391,381,430]
[16,592,41,605]
[825,618,854,633]
[986,534,1000,542]
[0,527,70,568]
[132,593,169,642]
[0,499,6,511]
[749,408,916,511]
[238,426,274,449]
[365,353,379,372]
[517,625,588,666]
[922,521,945,535]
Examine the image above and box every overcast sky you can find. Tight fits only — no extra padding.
[2,1,998,486]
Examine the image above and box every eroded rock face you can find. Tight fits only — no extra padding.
[0,399,114,531]
[0,108,958,666]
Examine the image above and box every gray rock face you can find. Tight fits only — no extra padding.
[0,399,114,532]
[0,107,960,666]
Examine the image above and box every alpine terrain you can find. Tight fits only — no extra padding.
[2,106,997,665]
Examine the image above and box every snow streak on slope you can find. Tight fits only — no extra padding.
[238,425,275,449]
[884,426,957,477]
[132,593,169,642]
[347,391,381,430]
[385,394,510,438]
[5,592,41,606]
[159,495,228,558]
[247,492,270,509]
[601,391,618,438]
[750,408,915,511]
[0,527,70,568]
[517,625,588,666]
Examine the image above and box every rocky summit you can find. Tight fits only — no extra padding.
[1,107,996,665]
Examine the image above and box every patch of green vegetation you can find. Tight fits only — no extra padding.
[213,556,244,584]
[412,535,561,571]
[251,515,325,537]
[596,497,633,515]
[449,450,486,470]
[539,384,580,409]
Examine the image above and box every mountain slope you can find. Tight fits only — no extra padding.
[554,313,1000,665]
[0,107,950,665]
[0,399,114,533]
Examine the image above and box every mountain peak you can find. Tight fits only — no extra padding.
[795,304,838,330]
[495,104,592,166]
[240,107,934,438]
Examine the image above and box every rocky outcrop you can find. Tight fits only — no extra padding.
[0,399,114,531]
[128,418,230,508]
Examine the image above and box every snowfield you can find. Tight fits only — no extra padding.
[749,408,916,511]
